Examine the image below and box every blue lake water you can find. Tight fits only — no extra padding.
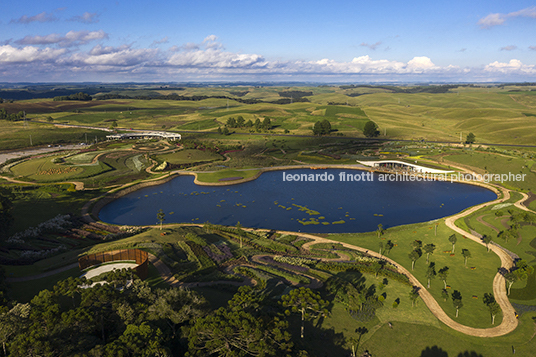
[98,169,497,233]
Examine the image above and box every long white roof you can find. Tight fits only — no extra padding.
[357,160,454,174]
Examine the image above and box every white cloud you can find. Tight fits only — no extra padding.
[15,30,109,47]
[10,12,57,24]
[530,46,536,51]
[69,12,99,24]
[478,6,536,29]
[0,45,66,63]
[167,36,266,69]
[88,44,131,56]
[168,48,266,68]
[485,59,536,74]
[407,56,437,70]
[69,46,159,67]
[477,13,505,29]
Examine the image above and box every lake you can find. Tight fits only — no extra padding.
[98,169,497,233]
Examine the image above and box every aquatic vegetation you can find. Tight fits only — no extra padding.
[292,203,320,215]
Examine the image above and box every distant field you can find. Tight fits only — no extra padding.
[442,151,536,191]
[2,85,536,145]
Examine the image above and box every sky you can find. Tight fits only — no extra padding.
[1,0,536,83]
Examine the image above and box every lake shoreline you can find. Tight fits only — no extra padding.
[94,166,499,233]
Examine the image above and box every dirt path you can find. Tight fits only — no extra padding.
[285,225,518,338]
[444,187,519,337]
[476,214,500,233]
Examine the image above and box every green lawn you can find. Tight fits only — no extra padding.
[155,149,223,165]
[328,220,503,328]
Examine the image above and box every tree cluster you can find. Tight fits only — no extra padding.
[312,119,332,136]
[1,273,343,356]
[53,92,92,101]
[223,116,271,132]
[0,109,25,121]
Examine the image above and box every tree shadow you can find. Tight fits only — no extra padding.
[294,321,348,357]
[457,351,484,357]
[420,346,448,357]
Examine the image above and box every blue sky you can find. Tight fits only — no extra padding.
[1,0,535,82]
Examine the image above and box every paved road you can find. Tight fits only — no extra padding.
[0,145,80,166]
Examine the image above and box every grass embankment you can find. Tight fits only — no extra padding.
[195,168,261,183]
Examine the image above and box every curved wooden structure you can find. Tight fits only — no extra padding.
[78,249,148,280]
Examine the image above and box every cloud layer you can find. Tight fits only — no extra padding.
[0,32,535,81]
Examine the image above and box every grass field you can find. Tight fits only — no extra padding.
[328,220,503,329]
[2,84,536,146]
[154,149,223,165]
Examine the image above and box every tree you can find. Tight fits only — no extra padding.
[0,303,30,356]
[262,117,271,130]
[498,229,515,243]
[408,250,421,271]
[236,221,244,249]
[156,209,165,230]
[504,271,517,295]
[226,117,237,128]
[482,235,492,252]
[438,266,449,289]
[376,223,384,239]
[312,119,331,135]
[280,287,328,339]
[483,293,500,325]
[0,187,14,239]
[411,240,422,251]
[451,290,463,317]
[46,116,54,122]
[372,261,384,277]
[466,132,475,144]
[409,287,420,307]
[188,302,292,356]
[441,289,449,302]
[513,259,534,281]
[426,262,436,288]
[254,118,261,131]
[378,241,384,256]
[149,287,207,338]
[448,234,457,253]
[363,121,380,137]
[348,327,368,357]
[423,243,436,264]
[461,249,471,267]
[236,116,245,127]
[384,240,394,255]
